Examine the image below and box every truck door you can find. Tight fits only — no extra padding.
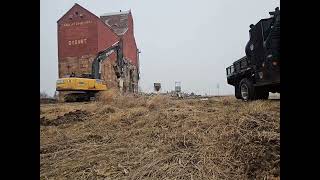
[261,19,280,84]
[248,22,266,84]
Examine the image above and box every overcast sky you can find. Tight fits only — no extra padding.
[40,0,280,96]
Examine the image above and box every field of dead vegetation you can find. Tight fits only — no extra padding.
[40,92,280,180]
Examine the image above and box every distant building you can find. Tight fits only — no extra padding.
[57,3,140,93]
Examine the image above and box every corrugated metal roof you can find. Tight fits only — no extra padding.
[100,10,130,17]
[100,10,130,36]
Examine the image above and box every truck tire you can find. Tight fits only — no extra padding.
[235,84,242,99]
[239,78,255,101]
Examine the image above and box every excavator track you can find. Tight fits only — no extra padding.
[63,91,96,102]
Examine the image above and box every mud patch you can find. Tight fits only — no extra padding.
[40,110,91,126]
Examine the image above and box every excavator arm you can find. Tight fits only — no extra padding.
[91,40,124,79]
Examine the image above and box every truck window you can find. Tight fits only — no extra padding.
[226,66,234,75]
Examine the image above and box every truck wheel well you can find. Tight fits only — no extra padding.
[235,73,255,86]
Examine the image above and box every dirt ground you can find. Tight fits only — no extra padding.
[40,94,280,180]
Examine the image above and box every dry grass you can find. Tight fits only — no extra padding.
[96,88,121,103]
[40,95,280,180]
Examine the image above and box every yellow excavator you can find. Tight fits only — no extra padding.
[56,41,124,102]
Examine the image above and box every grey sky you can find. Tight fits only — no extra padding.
[40,0,280,96]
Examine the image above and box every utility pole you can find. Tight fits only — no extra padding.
[217,83,220,97]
